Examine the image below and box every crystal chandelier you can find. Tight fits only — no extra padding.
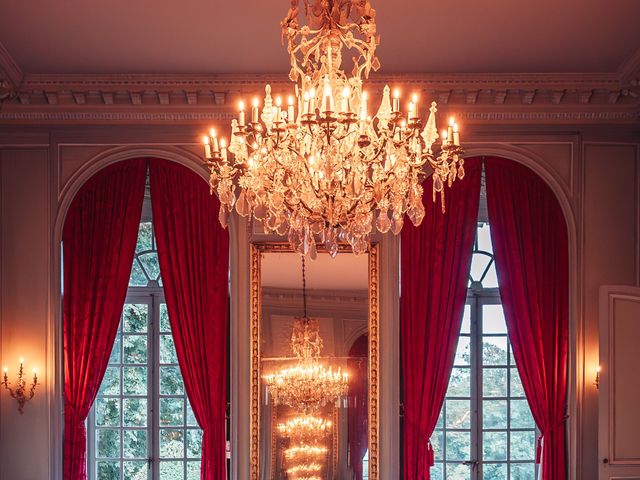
[263,257,349,411]
[203,0,464,256]
[277,415,333,440]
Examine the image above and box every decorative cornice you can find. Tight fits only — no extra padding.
[0,72,637,125]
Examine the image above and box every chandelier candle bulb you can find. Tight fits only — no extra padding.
[238,101,245,127]
[203,136,212,159]
[453,123,460,146]
[341,87,350,113]
[412,93,419,117]
[393,89,400,113]
[287,96,295,122]
[447,117,454,143]
[275,96,282,123]
[252,98,259,123]
[220,138,228,161]
[442,130,449,145]
[209,128,219,153]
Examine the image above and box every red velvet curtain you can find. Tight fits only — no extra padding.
[63,160,146,480]
[348,334,369,480]
[149,159,229,480]
[485,157,568,480]
[401,157,482,480]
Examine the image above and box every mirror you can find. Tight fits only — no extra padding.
[250,243,379,480]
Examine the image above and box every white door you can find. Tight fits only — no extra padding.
[599,286,640,480]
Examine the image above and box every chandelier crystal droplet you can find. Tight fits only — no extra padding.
[203,0,464,256]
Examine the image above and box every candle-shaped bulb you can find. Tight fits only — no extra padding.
[442,130,448,143]
[597,365,601,373]
[203,136,209,145]
[452,122,460,146]
[220,138,227,149]
[342,86,351,99]
[209,128,216,138]
[287,95,294,106]
[275,96,282,107]
[392,89,400,113]
[412,93,418,103]
[449,117,455,127]
[3,367,7,373]
[310,87,316,99]
[239,101,245,112]
[252,97,259,108]
[19,357,24,365]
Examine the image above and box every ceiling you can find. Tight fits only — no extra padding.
[1,0,639,75]
[261,252,368,290]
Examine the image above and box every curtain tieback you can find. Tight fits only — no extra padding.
[536,415,569,463]
[404,415,435,467]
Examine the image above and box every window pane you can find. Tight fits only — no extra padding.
[109,335,121,364]
[510,368,525,397]
[160,366,185,395]
[136,222,153,252]
[160,429,185,458]
[160,304,171,332]
[483,368,507,397]
[511,462,536,479]
[123,461,147,480]
[483,305,507,334]
[186,461,201,480]
[129,260,148,286]
[123,304,148,333]
[123,367,147,395]
[124,335,148,364]
[445,431,470,460]
[461,305,471,334]
[445,399,471,429]
[97,461,120,480]
[470,253,492,284]
[160,334,178,364]
[99,367,121,396]
[483,431,507,460]
[186,429,203,458]
[123,398,147,427]
[483,462,507,479]
[123,429,147,458]
[96,429,120,458]
[446,462,470,479]
[454,337,471,366]
[160,398,185,426]
[510,431,536,460]
[96,398,121,427]
[477,224,493,252]
[447,367,471,397]
[511,400,536,429]
[186,401,198,427]
[431,430,443,461]
[160,461,184,480]
[139,253,161,281]
[483,400,507,429]
[430,463,443,480]
[483,337,508,365]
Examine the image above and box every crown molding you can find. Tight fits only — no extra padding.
[0,70,637,125]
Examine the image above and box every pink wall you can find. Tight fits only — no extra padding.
[0,124,638,480]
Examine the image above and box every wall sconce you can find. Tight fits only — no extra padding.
[2,358,39,414]
[594,365,601,390]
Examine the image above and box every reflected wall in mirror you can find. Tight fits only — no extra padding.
[250,243,379,480]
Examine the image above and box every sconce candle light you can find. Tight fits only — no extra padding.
[2,358,39,414]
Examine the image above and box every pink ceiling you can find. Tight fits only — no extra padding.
[1,0,639,75]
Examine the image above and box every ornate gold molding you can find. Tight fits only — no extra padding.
[250,242,380,480]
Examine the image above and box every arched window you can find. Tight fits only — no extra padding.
[430,174,539,480]
[87,183,203,480]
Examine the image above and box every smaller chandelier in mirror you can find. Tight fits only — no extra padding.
[277,414,333,441]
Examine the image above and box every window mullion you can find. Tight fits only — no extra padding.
[471,294,482,480]
[151,294,160,480]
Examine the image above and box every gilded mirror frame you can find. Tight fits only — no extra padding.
[249,242,379,480]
